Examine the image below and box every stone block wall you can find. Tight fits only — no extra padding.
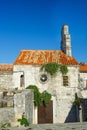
[14,90,34,124]
[0,72,13,90]
[25,90,34,124]
[13,65,79,90]
[13,65,79,123]
[0,90,34,125]
[0,108,14,124]
[80,72,87,89]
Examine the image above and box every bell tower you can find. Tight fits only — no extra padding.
[61,25,72,56]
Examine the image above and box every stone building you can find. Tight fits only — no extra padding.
[0,25,87,124]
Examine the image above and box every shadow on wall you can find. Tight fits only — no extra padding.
[82,99,87,121]
[65,105,79,123]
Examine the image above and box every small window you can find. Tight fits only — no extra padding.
[20,75,24,87]
[40,74,48,83]
[63,76,68,86]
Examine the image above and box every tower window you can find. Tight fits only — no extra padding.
[63,76,68,86]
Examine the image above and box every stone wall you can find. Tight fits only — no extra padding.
[80,72,87,89]
[25,89,34,124]
[0,108,14,124]
[0,72,13,90]
[14,90,34,124]
[13,65,79,123]
[13,65,79,90]
[0,90,34,125]
[0,64,80,124]
[52,87,78,123]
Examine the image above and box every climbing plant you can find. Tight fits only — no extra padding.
[41,91,52,106]
[40,62,60,75]
[60,65,68,75]
[73,95,82,106]
[26,85,51,107]
[40,62,68,75]
[18,113,29,127]
[26,85,42,106]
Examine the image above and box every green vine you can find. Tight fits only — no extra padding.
[26,85,42,106]
[40,62,68,75]
[73,93,83,106]
[73,98,81,106]
[41,91,51,106]
[60,65,68,75]
[26,85,51,107]
[18,113,29,127]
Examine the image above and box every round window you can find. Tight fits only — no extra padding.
[40,74,48,82]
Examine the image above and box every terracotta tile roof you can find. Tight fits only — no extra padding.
[14,50,78,65]
[0,64,13,72]
[80,64,87,72]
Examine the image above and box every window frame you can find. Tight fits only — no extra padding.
[20,74,24,88]
[63,75,68,86]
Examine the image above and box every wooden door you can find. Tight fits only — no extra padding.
[38,101,53,123]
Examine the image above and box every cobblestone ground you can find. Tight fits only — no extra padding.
[0,123,87,130]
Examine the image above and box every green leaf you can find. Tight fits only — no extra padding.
[26,85,52,107]
[60,65,68,75]
[26,85,42,106]
[41,62,59,75]
[17,114,29,127]
[40,62,68,75]
[41,91,52,106]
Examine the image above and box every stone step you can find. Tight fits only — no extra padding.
[1,123,87,130]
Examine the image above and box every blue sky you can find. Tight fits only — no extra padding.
[0,0,87,63]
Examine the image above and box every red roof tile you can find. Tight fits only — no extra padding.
[14,50,78,65]
[0,64,13,72]
[80,64,87,72]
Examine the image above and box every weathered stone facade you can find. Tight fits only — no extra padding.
[0,90,34,126]
[0,108,14,124]
[14,89,34,124]
[11,65,79,123]
[0,72,13,90]
[13,65,79,90]
[0,25,87,125]
[80,72,87,89]
[0,62,83,124]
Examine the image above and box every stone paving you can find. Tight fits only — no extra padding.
[0,123,87,130]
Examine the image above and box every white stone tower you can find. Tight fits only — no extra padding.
[61,25,72,56]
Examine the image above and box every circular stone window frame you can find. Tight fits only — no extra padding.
[39,72,50,84]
